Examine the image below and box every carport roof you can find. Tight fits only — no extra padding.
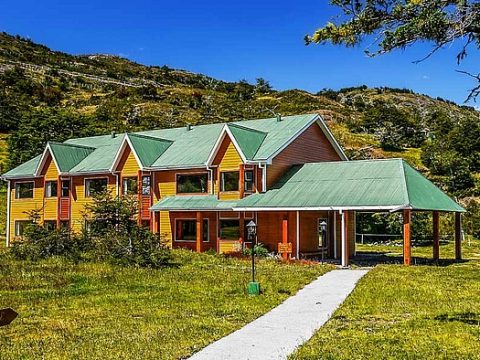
[234,159,465,213]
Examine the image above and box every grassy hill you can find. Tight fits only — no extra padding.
[0,31,479,237]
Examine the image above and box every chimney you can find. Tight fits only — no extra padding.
[111,131,116,138]
[276,114,282,122]
[186,123,192,131]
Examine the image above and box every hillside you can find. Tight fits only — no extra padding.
[0,32,479,215]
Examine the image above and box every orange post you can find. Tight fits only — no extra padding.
[455,212,462,261]
[433,211,440,261]
[282,219,288,260]
[403,209,411,266]
[196,212,203,253]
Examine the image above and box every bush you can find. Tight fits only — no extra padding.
[243,243,269,257]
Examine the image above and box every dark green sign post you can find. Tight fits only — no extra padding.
[246,220,260,295]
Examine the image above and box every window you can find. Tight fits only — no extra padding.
[142,176,151,195]
[175,219,209,242]
[122,177,138,196]
[176,173,208,194]
[45,181,58,198]
[61,180,70,197]
[60,221,70,230]
[14,220,32,237]
[85,178,108,197]
[244,170,254,192]
[221,172,239,192]
[44,220,57,231]
[15,182,34,199]
[219,219,240,239]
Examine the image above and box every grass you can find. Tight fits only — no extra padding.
[291,240,480,360]
[0,248,332,360]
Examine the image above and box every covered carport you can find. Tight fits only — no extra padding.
[234,159,465,267]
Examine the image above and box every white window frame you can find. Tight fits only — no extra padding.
[44,180,58,198]
[220,171,240,192]
[244,169,255,193]
[15,181,34,200]
[84,177,109,198]
[122,176,138,196]
[14,220,31,237]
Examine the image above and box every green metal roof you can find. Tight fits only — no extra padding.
[1,155,41,178]
[127,134,173,167]
[227,123,267,159]
[2,114,332,178]
[235,159,465,212]
[151,195,238,211]
[48,142,95,172]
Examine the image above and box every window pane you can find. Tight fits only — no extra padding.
[15,221,32,236]
[244,170,254,192]
[203,219,209,242]
[177,174,208,193]
[176,219,196,241]
[86,179,108,197]
[142,176,151,195]
[221,172,239,192]
[122,177,138,196]
[61,180,70,197]
[45,181,58,197]
[220,219,240,239]
[44,220,57,231]
[15,182,34,199]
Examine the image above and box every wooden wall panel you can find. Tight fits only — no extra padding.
[267,123,342,188]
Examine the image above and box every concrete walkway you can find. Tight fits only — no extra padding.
[189,269,369,360]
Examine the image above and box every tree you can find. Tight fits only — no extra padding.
[307,1,480,100]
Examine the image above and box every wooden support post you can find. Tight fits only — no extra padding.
[433,211,440,261]
[341,211,349,267]
[403,209,411,266]
[455,212,462,261]
[282,218,288,261]
[196,212,203,253]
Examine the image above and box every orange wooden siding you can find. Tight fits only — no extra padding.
[266,123,342,188]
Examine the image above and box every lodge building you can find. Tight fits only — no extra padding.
[2,114,464,266]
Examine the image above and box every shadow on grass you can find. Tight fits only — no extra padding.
[434,312,480,326]
[350,251,469,267]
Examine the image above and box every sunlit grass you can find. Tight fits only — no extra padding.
[291,240,480,360]
[0,249,332,360]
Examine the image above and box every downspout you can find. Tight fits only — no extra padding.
[340,209,347,267]
[114,172,120,197]
[296,210,300,259]
[333,211,337,259]
[258,162,267,192]
[6,180,11,247]
[207,166,214,194]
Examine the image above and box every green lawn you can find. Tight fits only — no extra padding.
[291,240,480,360]
[0,249,332,360]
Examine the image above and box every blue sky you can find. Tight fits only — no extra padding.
[1,0,479,104]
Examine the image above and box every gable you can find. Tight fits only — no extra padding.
[116,144,141,176]
[41,153,59,179]
[267,123,343,187]
[213,135,243,171]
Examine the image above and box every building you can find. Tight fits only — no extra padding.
[1,114,464,266]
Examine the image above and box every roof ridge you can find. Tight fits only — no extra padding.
[51,141,96,150]
[128,133,174,143]
[227,122,268,135]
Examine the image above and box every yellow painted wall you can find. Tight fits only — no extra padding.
[117,146,140,177]
[42,154,59,221]
[9,178,44,243]
[215,137,243,200]
[70,175,117,232]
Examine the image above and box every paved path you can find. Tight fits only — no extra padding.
[189,269,369,360]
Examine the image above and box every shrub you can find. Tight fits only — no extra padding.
[243,243,269,258]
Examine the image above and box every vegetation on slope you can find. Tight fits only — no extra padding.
[0,32,480,236]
